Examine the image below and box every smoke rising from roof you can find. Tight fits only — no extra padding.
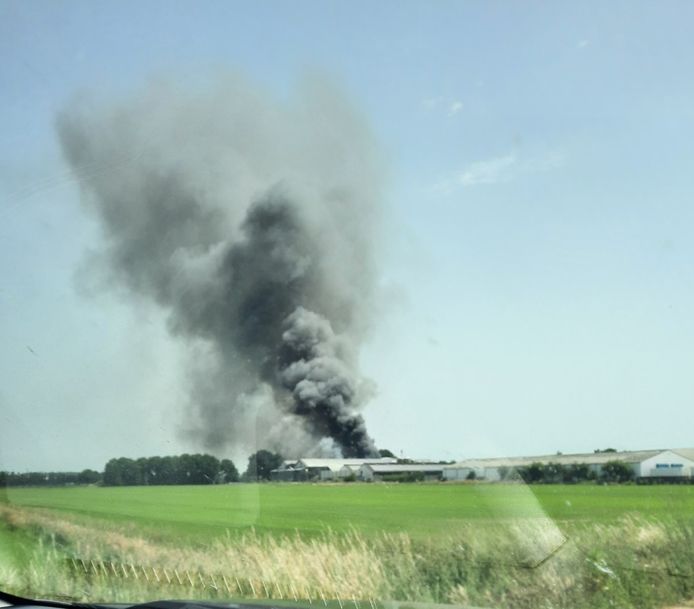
[57,75,383,458]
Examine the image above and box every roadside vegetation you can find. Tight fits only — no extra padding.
[2,484,694,608]
[1,499,694,609]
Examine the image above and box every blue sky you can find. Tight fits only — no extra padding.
[2,1,694,470]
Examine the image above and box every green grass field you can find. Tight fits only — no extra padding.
[4,483,694,544]
[2,483,694,609]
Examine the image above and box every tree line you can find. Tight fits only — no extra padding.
[0,450,287,487]
[103,454,241,485]
[0,458,650,487]
[495,460,636,483]
[0,469,101,487]
[102,450,285,485]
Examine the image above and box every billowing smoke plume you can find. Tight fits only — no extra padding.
[57,75,383,457]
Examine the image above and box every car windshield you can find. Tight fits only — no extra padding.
[2,3,694,609]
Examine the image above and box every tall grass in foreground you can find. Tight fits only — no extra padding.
[1,504,693,609]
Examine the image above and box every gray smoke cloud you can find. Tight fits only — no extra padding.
[57,75,383,458]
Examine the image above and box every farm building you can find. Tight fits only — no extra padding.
[339,464,362,479]
[359,463,445,482]
[442,448,694,482]
[270,457,397,481]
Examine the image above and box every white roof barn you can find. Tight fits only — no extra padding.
[637,450,694,478]
[442,449,694,482]
[271,457,397,481]
[671,448,694,461]
[339,464,363,478]
[359,463,445,481]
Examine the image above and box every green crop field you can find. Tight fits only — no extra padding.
[4,483,694,544]
[2,484,694,609]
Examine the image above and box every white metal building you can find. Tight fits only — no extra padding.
[359,463,445,482]
[635,449,694,478]
[270,457,397,481]
[442,449,694,482]
[338,464,363,479]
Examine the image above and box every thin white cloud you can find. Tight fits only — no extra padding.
[433,151,565,194]
[448,101,464,116]
[523,150,565,173]
[422,96,444,109]
[459,154,516,186]
[577,39,590,49]
[422,96,464,118]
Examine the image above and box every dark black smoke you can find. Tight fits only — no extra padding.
[279,307,376,457]
[56,76,382,458]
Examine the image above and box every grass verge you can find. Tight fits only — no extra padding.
[1,503,694,609]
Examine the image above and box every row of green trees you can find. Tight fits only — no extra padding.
[0,469,101,487]
[243,449,284,481]
[102,454,240,486]
[512,460,635,483]
[0,450,286,488]
[101,450,288,485]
